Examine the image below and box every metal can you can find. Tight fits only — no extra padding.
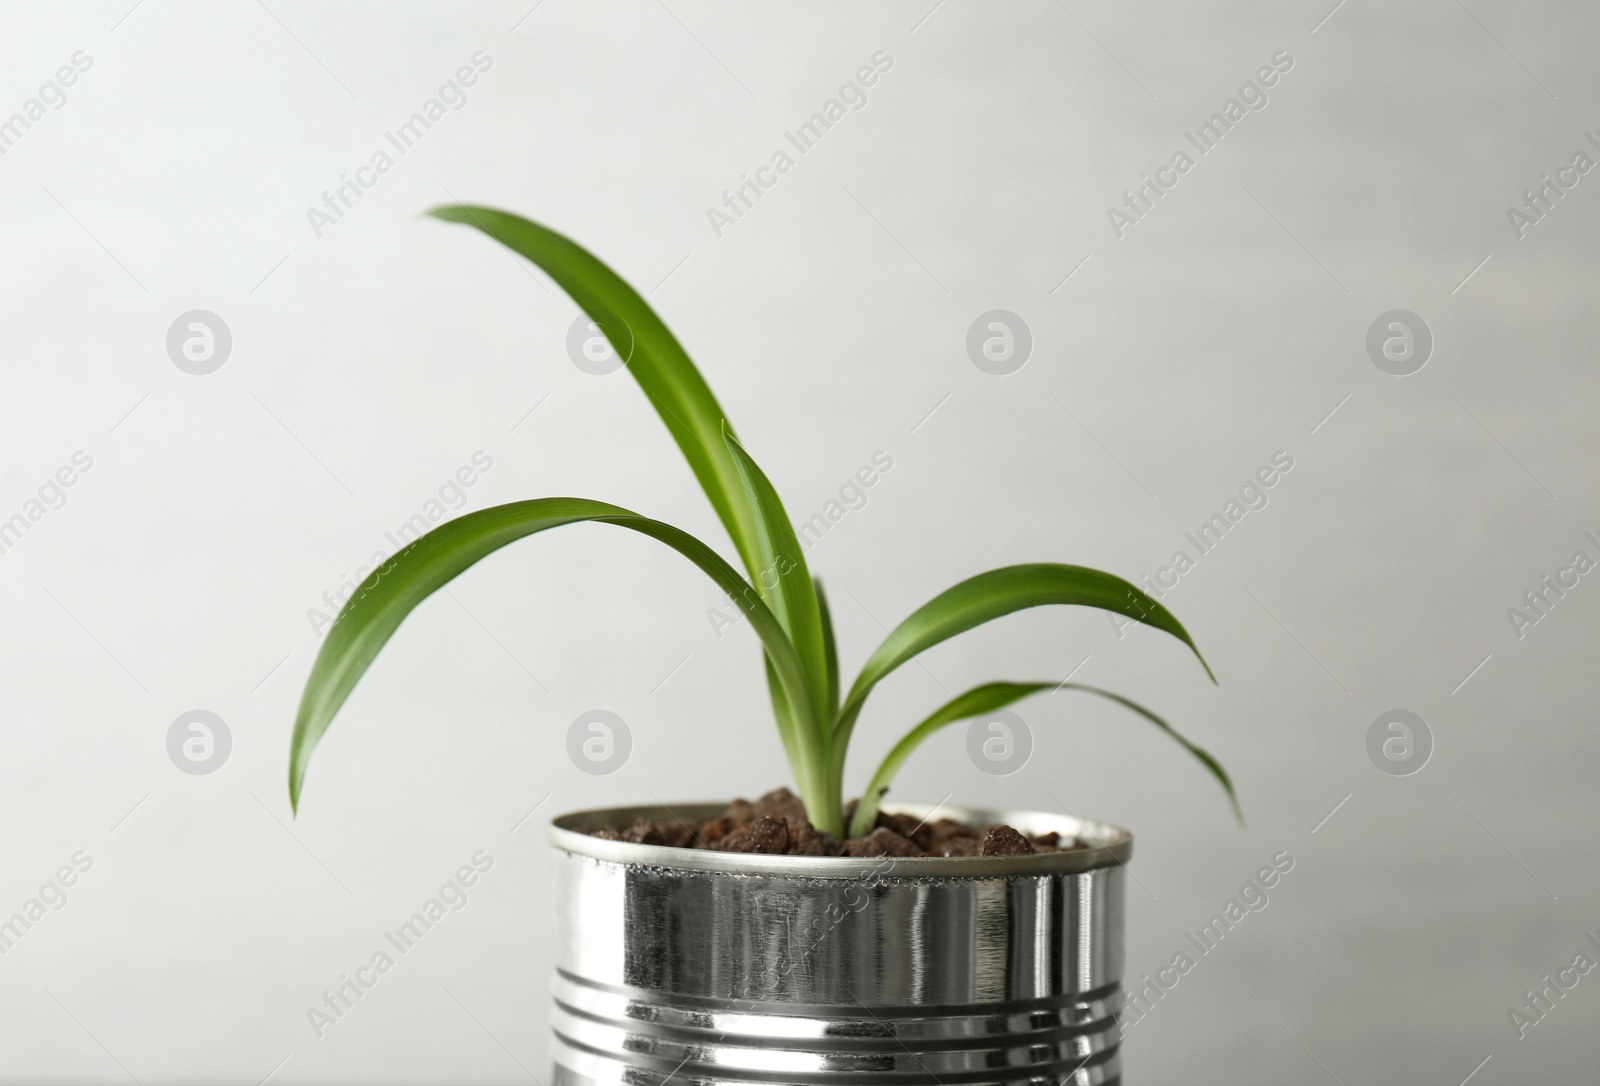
[550,801,1130,1084]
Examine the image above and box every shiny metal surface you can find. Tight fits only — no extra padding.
[549,802,1129,1084]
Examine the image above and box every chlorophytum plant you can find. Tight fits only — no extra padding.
[288,206,1239,841]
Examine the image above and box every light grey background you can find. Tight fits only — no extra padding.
[0,1,1596,1082]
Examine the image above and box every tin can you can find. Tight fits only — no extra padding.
[550,801,1130,1084]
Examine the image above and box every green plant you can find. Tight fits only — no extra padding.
[287,206,1238,839]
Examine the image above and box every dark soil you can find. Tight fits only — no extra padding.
[582,788,1079,857]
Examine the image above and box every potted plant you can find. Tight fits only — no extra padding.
[288,205,1238,1084]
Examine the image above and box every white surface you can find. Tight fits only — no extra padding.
[0,1,1596,1081]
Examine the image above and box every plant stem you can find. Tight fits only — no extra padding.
[796,732,843,838]
[805,784,844,840]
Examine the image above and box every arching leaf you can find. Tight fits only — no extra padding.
[428,205,764,581]
[849,680,1238,837]
[289,498,812,811]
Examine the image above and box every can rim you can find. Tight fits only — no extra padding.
[549,800,1133,878]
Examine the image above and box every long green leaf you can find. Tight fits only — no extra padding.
[428,205,763,580]
[833,563,1211,759]
[723,430,829,731]
[848,681,1239,837]
[827,563,1211,795]
[288,497,810,812]
[720,429,836,830]
[815,578,840,722]
[763,656,803,777]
